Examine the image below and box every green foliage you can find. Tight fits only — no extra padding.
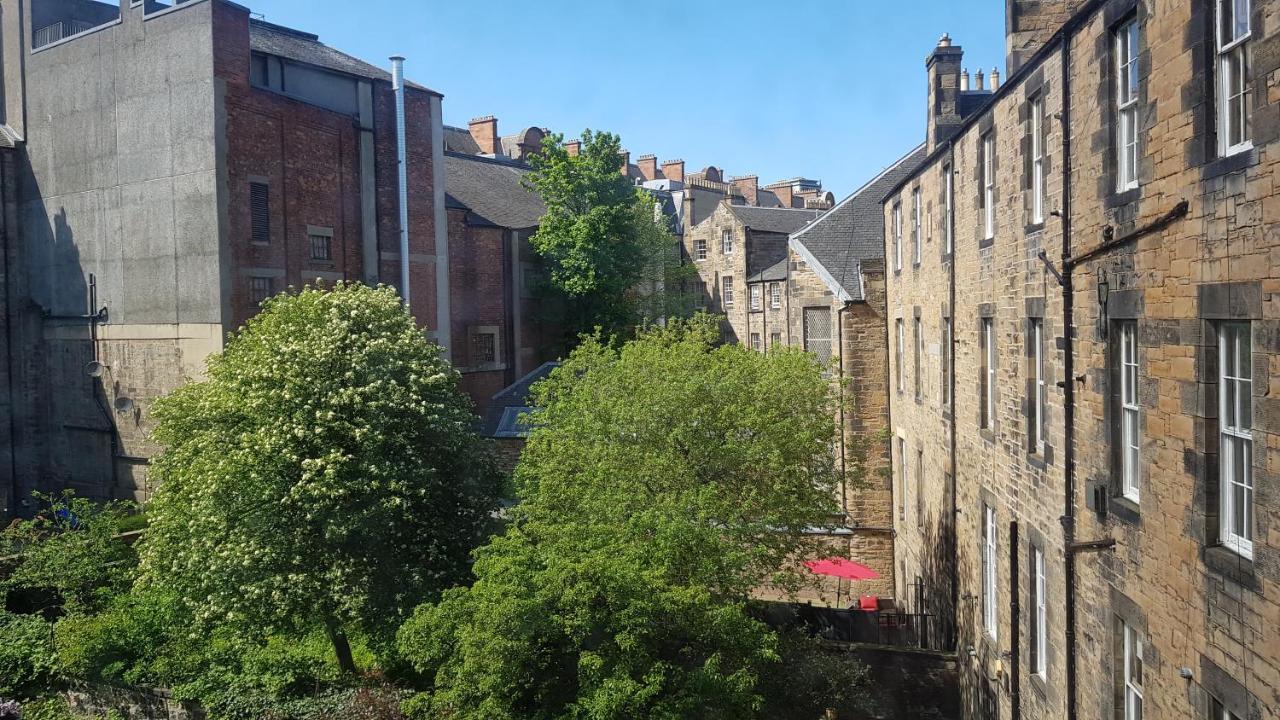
[524,129,695,343]
[398,318,851,719]
[0,611,57,698]
[758,631,871,720]
[137,283,502,661]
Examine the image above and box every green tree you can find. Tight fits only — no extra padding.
[398,317,852,719]
[138,283,501,675]
[524,129,694,344]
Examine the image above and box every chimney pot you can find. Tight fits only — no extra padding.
[938,33,952,47]
[960,68,970,91]
[990,67,1001,91]
[975,69,985,91]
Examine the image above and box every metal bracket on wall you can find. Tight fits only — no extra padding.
[1037,250,1065,287]
[41,306,108,322]
[1068,538,1116,554]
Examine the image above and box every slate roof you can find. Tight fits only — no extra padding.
[444,152,545,230]
[789,143,928,302]
[248,20,438,93]
[480,362,561,438]
[0,125,17,149]
[444,125,481,155]
[747,258,788,284]
[727,205,822,235]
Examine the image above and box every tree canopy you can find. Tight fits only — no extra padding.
[398,317,851,719]
[138,283,501,672]
[524,129,694,343]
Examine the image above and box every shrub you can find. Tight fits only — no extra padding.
[0,612,57,699]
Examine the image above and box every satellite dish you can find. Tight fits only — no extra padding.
[84,361,106,378]
[113,396,135,414]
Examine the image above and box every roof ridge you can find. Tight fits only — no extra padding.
[792,142,925,242]
[248,18,319,41]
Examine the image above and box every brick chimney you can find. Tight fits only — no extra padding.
[468,116,499,155]
[564,139,581,157]
[618,150,630,177]
[636,154,659,181]
[661,159,685,183]
[926,34,965,153]
[770,183,795,208]
[1006,0,1087,72]
[731,175,759,206]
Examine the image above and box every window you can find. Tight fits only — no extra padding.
[1116,19,1140,191]
[982,134,995,239]
[915,447,924,523]
[1032,318,1046,454]
[1219,322,1253,557]
[982,504,998,640]
[892,203,903,271]
[722,276,735,307]
[913,317,923,401]
[803,307,833,363]
[695,238,708,261]
[1211,697,1243,720]
[895,319,905,393]
[1031,545,1047,679]
[770,332,782,347]
[249,276,273,306]
[981,318,995,429]
[1031,97,1046,224]
[1118,321,1140,501]
[898,437,909,521]
[250,182,270,244]
[471,332,497,364]
[750,333,762,352]
[944,163,954,255]
[769,282,782,309]
[1122,622,1144,720]
[309,232,332,262]
[912,187,922,265]
[942,317,952,408]
[722,229,733,255]
[750,284,763,311]
[1217,0,1252,156]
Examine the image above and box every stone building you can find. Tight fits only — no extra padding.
[0,0,448,507]
[885,2,1280,719]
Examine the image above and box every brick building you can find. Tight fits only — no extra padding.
[0,0,448,507]
[885,2,1280,719]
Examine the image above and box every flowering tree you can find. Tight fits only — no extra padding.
[139,283,501,674]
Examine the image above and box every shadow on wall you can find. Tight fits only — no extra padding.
[911,507,958,650]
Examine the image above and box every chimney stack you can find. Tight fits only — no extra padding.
[636,154,659,182]
[564,139,581,157]
[990,67,1001,91]
[926,33,965,152]
[618,150,631,177]
[731,176,759,206]
[661,159,685,183]
[468,116,499,156]
[770,183,795,208]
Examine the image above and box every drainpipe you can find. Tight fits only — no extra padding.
[390,56,410,307]
[946,139,959,651]
[1058,34,1081,720]
[1009,520,1021,720]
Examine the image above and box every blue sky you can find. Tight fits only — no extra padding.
[249,1,1006,197]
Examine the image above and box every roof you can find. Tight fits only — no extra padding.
[789,144,929,301]
[444,125,481,154]
[481,362,561,437]
[0,125,17,149]
[727,205,822,235]
[747,258,788,283]
[444,152,546,229]
[248,20,439,94]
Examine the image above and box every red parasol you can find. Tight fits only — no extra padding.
[803,557,881,580]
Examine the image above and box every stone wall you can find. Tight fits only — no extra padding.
[65,683,205,720]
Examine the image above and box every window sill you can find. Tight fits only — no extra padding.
[1105,187,1140,210]
[1028,671,1048,699]
[1202,545,1258,590]
[979,237,994,250]
[1109,493,1141,526]
[1027,453,1047,471]
[1025,221,1045,235]
[1201,146,1256,181]
[979,429,995,444]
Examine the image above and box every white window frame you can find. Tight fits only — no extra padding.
[1032,546,1047,679]
[893,203,903,271]
[1219,322,1253,558]
[912,187,922,265]
[769,282,782,310]
[750,284,762,311]
[944,163,954,255]
[1123,622,1144,720]
[770,331,781,348]
[896,319,905,393]
[981,318,995,429]
[1212,697,1243,720]
[942,317,952,407]
[982,504,998,640]
[982,134,995,240]
[1120,321,1140,501]
[914,317,923,400]
[695,238,708,261]
[750,332,762,352]
[1033,318,1046,454]
[1115,19,1140,191]
[1031,97,1046,224]
[1217,0,1253,157]
[898,436,908,521]
[722,276,735,307]
[722,229,733,255]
